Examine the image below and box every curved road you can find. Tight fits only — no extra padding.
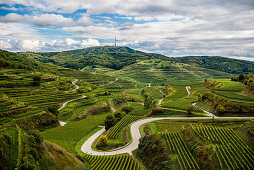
[58,79,86,111]
[58,79,86,126]
[81,85,254,155]
[81,116,254,155]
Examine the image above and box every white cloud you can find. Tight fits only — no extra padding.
[0,40,12,49]
[80,38,100,48]
[1,0,254,59]
[0,38,100,52]
[0,13,74,26]
[0,22,42,40]
[77,15,92,25]
[19,40,45,51]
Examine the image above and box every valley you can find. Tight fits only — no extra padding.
[0,47,254,170]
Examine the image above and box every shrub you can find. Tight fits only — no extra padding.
[151,107,164,115]
[114,111,125,121]
[33,75,42,86]
[137,133,170,170]
[96,135,108,149]
[47,106,59,116]
[121,105,134,114]
[187,105,194,114]
[105,115,116,131]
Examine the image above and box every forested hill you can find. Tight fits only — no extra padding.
[18,46,169,70]
[175,56,254,74]
[18,46,254,75]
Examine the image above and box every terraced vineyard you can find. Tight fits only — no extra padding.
[107,115,140,139]
[161,85,201,112]
[84,153,143,170]
[0,69,80,125]
[191,125,254,169]
[161,131,200,170]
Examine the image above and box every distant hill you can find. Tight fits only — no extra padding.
[175,56,254,74]
[18,46,169,70]
[18,46,254,76]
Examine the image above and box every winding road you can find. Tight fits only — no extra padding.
[58,79,86,111]
[81,116,254,155]
[58,79,86,126]
[80,85,254,155]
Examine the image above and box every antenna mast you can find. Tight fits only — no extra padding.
[114,35,117,47]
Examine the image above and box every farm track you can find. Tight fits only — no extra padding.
[58,79,86,111]
[81,116,254,156]
[81,86,254,156]
[58,79,86,126]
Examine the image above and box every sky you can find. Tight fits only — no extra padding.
[0,0,254,60]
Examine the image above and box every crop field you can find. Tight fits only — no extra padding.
[83,154,143,170]
[58,69,116,86]
[191,125,254,169]
[212,90,254,103]
[0,128,19,170]
[109,60,232,86]
[0,69,83,124]
[161,85,201,112]
[41,112,112,153]
[107,115,140,139]
[124,89,144,102]
[154,119,245,132]
[102,78,136,92]
[214,79,246,91]
[161,131,200,170]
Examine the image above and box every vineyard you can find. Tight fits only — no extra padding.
[0,69,82,126]
[161,85,201,112]
[83,153,143,170]
[107,115,140,139]
[161,131,200,170]
[191,125,254,169]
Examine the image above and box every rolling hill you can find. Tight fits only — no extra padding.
[19,46,254,85]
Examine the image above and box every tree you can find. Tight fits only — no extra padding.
[96,135,108,148]
[33,75,41,86]
[187,105,194,114]
[121,105,134,114]
[238,73,245,81]
[47,106,59,116]
[137,133,170,169]
[105,115,115,131]
[144,95,155,109]
[114,111,125,121]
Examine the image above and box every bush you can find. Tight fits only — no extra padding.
[105,115,115,131]
[33,75,42,86]
[187,105,194,114]
[144,95,155,109]
[114,111,125,121]
[96,135,108,149]
[121,105,134,114]
[47,106,59,116]
[137,133,170,170]
[151,107,164,115]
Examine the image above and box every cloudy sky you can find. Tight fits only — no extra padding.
[0,0,254,60]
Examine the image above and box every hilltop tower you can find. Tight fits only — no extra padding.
[115,35,117,46]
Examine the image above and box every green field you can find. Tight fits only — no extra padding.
[143,119,254,170]
[41,112,112,153]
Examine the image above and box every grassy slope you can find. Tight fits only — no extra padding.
[107,59,232,85]
[41,112,112,153]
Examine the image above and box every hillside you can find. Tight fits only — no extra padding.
[18,46,169,70]
[176,56,254,74]
[1,48,254,170]
[106,59,232,85]
[18,46,254,85]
